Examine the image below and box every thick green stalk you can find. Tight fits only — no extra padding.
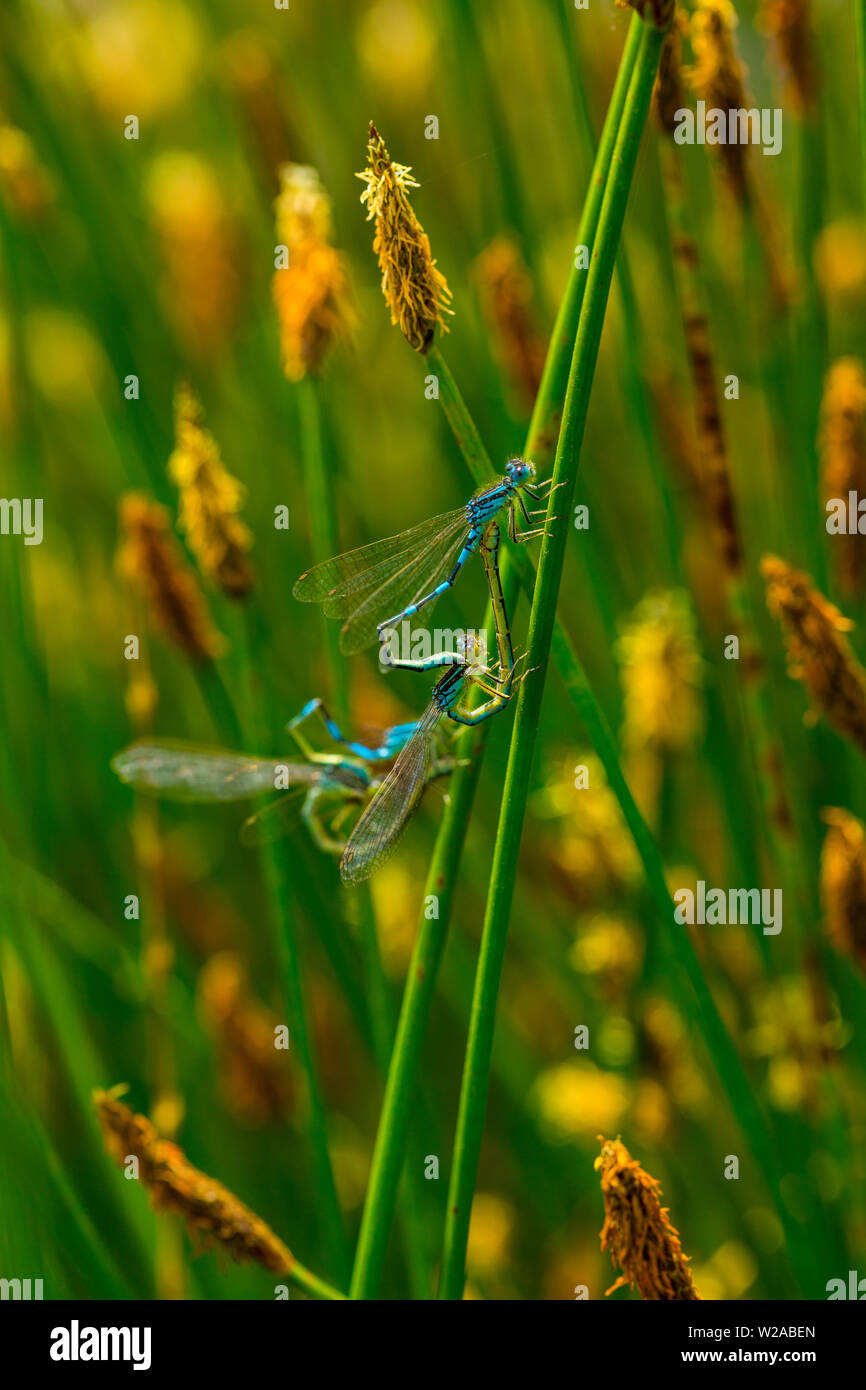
[348,718,490,1299]
[437,18,668,1302]
[347,16,643,1301]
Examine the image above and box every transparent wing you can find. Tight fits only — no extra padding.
[111,740,318,803]
[293,506,466,603]
[340,703,441,883]
[240,790,308,846]
[337,526,470,656]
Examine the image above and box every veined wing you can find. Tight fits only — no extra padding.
[293,506,466,603]
[240,790,308,846]
[337,523,468,641]
[340,703,441,883]
[323,517,466,619]
[336,525,469,656]
[111,740,318,803]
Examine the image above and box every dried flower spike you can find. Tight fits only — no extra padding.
[762,555,866,754]
[472,237,546,408]
[169,382,254,600]
[820,358,866,598]
[653,11,688,134]
[357,122,452,352]
[272,163,353,381]
[93,1087,294,1274]
[757,0,817,115]
[117,493,224,662]
[688,0,751,203]
[198,952,295,1126]
[595,1135,701,1299]
[821,808,866,974]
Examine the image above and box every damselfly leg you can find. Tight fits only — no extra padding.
[288,697,418,763]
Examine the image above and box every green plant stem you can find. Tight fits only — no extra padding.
[290,1258,348,1301]
[348,717,490,1299]
[436,17,669,1302]
[347,17,643,1302]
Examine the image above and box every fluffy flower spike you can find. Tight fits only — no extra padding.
[357,122,452,352]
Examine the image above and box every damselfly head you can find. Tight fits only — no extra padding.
[505,457,535,485]
[455,631,489,676]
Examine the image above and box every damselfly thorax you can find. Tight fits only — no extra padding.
[292,457,556,655]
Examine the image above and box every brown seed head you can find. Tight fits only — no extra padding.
[761,555,866,754]
[198,953,295,1126]
[654,11,688,134]
[93,1087,295,1274]
[757,0,817,114]
[688,0,751,202]
[169,381,255,600]
[595,1136,701,1299]
[821,808,866,974]
[472,237,546,408]
[117,493,224,662]
[357,123,452,352]
[616,0,676,28]
[820,358,866,598]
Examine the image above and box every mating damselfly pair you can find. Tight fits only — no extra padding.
[113,461,556,881]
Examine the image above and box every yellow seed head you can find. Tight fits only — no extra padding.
[357,123,452,352]
[466,1194,515,1279]
[472,238,546,409]
[813,219,866,301]
[616,591,704,753]
[169,382,254,600]
[272,164,353,381]
[116,493,224,662]
[821,808,866,974]
[595,1136,701,1299]
[146,152,242,359]
[77,0,202,122]
[93,1088,294,1273]
[820,358,866,597]
[762,554,866,754]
